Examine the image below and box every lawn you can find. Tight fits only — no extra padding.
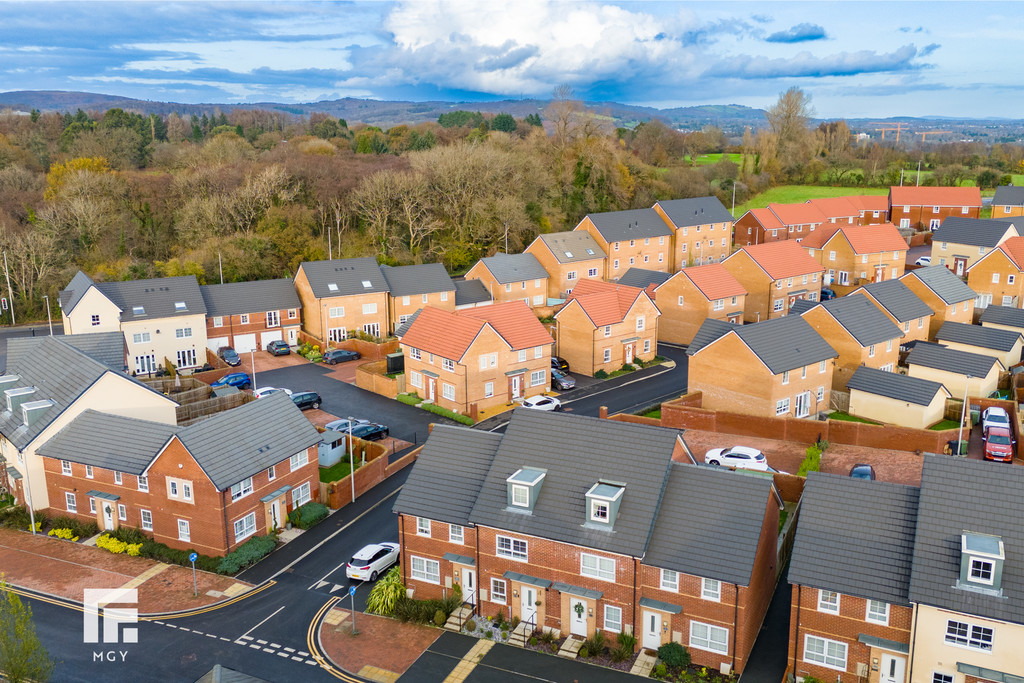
[687,153,745,166]
[734,185,889,216]
[828,411,881,425]
[638,408,661,419]
[320,459,356,483]
[929,419,961,431]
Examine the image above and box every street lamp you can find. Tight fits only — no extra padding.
[347,418,356,503]
[957,374,973,455]
[250,349,257,390]
[42,295,53,336]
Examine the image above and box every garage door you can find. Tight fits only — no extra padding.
[208,337,229,353]
[260,330,283,349]
[234,333,257,353]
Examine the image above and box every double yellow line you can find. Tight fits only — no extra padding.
[306,596,365,681]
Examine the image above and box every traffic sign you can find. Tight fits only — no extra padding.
[349,586,357,597]
[189,552,198,563]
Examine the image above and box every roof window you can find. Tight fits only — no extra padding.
[564,251,573,258]
[958,532,1005,594]
[132,306,145,315]
[327,283,338,292]
[585,481,625,531]
[506,467,546,513]
[362,280,373,288]
[174,302,186,312]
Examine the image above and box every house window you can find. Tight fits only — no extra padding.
[963,301,969,312]
[817,386,825,402]
[422,293,429,304]
[613,259,619,269]
[702,578,721,602]
[690,621,728,655]
[534,346,543,359]
[266,310,280,327]
[65,492,76,513]
[969,558,994,584]
[288,308,297,319]
[293,482,311,508]
[114,471,122,485]
[510,484,529,507]
[933,675,954,683]
[1009,275,1016,285]
[782,370,790,385]
[678,295,685,306]
[818,589,840,614]
[918,317,925,329]
[581,553,615,581]
[530,370,545,387]
[141,509,153,531]
[440,292,448,302]
[449,524,464,544]
[132,332,152,344]
[61,460,72,475]
[603,325,612,338]
[838,271,850,285]
[505,283,512,292]
[484,381,494,398]
[866,600,889,626]
[944,620,993,651]
[230,477,253,501]
[803,634,847,670]
[329,306,345,318]
[174,327,192,339]
[603,349,612,363]
[588,268,598,277]
[491,579,507,604]
[290,450,309,471]
[479,353,497,369]
[660,569,678,591]
[940,242,948,250]
[635,316,645,332]
[168,480,178,498]
[644,339,651,353]
[496,536,528,561]
[629,257,635,265]
[362,303,378,315]
[567,271,577,281]
[328,328,347,342]
[801,365,807,379]
[829,251,836,261]
[604,605,622,633]
[713,299,724,311]
[213,316,223,327]
[118,504,126,521]
[416,517,431,536]
[773,299,784,312]
[268,465,275,481]
[410,347,422,361]
[868,344,875,358]
[442,358,455,372]
[91,314,100,326]
[776,398,790,416]
[89,497,96,514]
[518,349,527,362]
[240,314,250,324]
[138,475,149,492]
[409,371,422,389]
[643,255,649,263]
[176,349,197,368]
[178,520,190,542]
[442,383,455,401]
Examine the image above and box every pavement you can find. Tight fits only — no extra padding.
[738,579,792,683]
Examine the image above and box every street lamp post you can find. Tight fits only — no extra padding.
[347,419,356,503]
[250,349,257,390]
[42,295,53,336]
[957,375,973,455]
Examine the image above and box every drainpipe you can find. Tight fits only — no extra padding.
[907,604,918,683]
[400,514,408,588]
[474,526,481,618]
[222,490,230,552]
[632,557,639,645]
[732,582,739,671]
[792,585,801,676]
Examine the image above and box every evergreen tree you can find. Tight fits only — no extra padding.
[0,580,54,683]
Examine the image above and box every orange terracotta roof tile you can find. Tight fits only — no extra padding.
[678,263,747,301]
[807,197,859,220]
[997,236,1024,271]
[890,186,982,207]
[403,302,553,360]
[844,195,889,212]
[734,241,825,279]
[767,202,827,226]
[842,223,909,254]
[798,224,841,249]
[748,207,784,229]
[456,301,554,351]
[560,279,646,326]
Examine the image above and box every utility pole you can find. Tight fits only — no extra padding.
[328,223,333,260]
[731,181,737,216]
[916,160,922,187]
[2,251,14,326]
[43,295,53,336]
[219,252,224,285]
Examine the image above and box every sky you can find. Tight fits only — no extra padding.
[0,1,1021,119]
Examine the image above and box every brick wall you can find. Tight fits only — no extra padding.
[355,360,405,398]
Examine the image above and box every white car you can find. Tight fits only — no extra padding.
[704,446,769,471]
[981,407,1011,433]
[253,387,293,399]
[521,396,562,411]
[914,256,932,266]
[345,542,400,581]
[325,417,370,433]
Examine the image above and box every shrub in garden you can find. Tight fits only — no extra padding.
[288,502,329,530]
[578,646,589,659]
[510,615,520,630]
[466,620,477,632]
[49,515,97,539]
[433,609,446,627]
[653,663,668,679]
[217,534,277,574]
[393,596,418,622]
[583,630,605,656]
[484,631,493,639]
[47,528,79,542]
[365,566,405,615]
[537,630,556,645]
[96,534,143,556]
[501,630,508,640]
[610,631,637,662]
[550,643,557,653]
[657,641,690,669]
[529,637,537,646]
[594,369,608,379]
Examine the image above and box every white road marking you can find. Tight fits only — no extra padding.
[238,605,286,640]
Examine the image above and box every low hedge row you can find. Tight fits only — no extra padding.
[418,402,474,426]
[106,526,277,575]
[288,501,329,530]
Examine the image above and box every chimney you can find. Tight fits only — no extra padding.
[21,399,54,428]
[5,386,36,414]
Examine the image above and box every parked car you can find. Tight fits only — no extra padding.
[350,422,390,441]
[211,372,251,390]
[849,463,876,480]
[323,349,360,365]
[266,340,290,356]
[521,395,562,411]
[983,426,1016,462]
[218,346,241,367]
[981,406,1011,433]
[551,356,569,372]
[291,391,322,410]
[819,288,836,301]
[914,255,932,266]
[345,542,400,582]
[551,368,575,391]
[253,386,292,399]
[703,446,769,471]
[324,417,370,433]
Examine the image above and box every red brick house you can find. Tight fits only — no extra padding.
[734,207,787,247]
[37,393,321,556]
[842,195,890,225]
[888,186,982,231]
[201,278,302,353]
[393,409,781,674]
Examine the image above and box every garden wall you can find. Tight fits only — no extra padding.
[355,360,405,399]
[319,444,422,509]
[298,330,400,361]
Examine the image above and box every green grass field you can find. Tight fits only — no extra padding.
[687,153,745,166]
[733,185,889,216]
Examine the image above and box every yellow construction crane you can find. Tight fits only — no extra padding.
[873,122,909,143]
[916,130,952,142]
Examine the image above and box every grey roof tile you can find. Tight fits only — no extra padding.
[903,265,977,305]
[394,308,422,338]
[200,279,300,318]
[454,279,492,306]
[980,304,1024,329]
[789,299,816,316]
[58,270,95,311]
[585,208,673,242]
[908,456,1024,624]
[906,342,1001,377]
[933,216,1017,248]
[993,186,1024,207]
[655,197,734,228]
[476,252,548,284]
[297,257,389,298]
[644,464,773,586]
[846,366,949,406]
[934,321,1023,352]
[811,295,906,346]
[94,276,206,322]
[686,318,738,355]
[392,425,503,525]
[380,264,455,297]
[61,332,127,372]
[788,472,919,605]
[857,280,934,323]
[36,410,177,474]
[688,316,838,375]
[617,268,671,289]
[535,232,606,264]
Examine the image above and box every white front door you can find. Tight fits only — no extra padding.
[102,504,114,531]
[510,375,521,399]
[269,501,280,532]
[569,598,587,637]
[520,586,537,626]
[795,391,811,418]
[879,654,906,683]
[624,344,634,364]
[462,568,476,605]
[427,377,436,402]
[643,610,661,650]
[287,328,298,345]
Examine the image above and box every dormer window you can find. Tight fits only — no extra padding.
[585,481,624,530]
[328,283,338,292]
[174,302,186,312]
[132,306,145,315]
[959,532,1005,592]
[506,467,546,512]
[591,500,609,522]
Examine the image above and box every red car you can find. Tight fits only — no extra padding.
[983,426,1015,462]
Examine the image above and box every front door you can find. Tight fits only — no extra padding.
[624,344,634,364]
[643,610,661,650]
[102,503,114,531]
[269,500,280,532]
[954,257,967,276]
[462,568,476,605]
[510,374,521,400]
[520,586,537,626]
[875,266,886,282]
[427,377,436,402]
[795,391,811,418]
[287,328,298,345]
[879,654,906,683]
[569,598,587,637]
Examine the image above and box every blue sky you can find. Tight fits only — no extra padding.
[0,1,1021,118]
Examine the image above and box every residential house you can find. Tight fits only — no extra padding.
[846,366,951,429]
[805,196,860,226]
[734,207,786,247]
[851,280,935,347]
[572,208,674,277]
[793,296,904,390]
[888,186,982,231]
[464,253,550,310]
[200,279,301,353]
[900,266,978,339]
[991,185,1024,218]
[788,472,918,683]
[293,257,390,343]
[381,264,456,334]
[722,241,825,321]
[393,409,781,674]
[0,336,177,512]
[931,217,1019,276]
[687,316,838,418]
[399,302,553,415]
[37,394,321,556]
[652,196,735,269]
[59,271,208,374]
[763,203,827,242]
[905,343,1002,399]
[61,331,128,373]
[933,321,1024,369]
[802,223,909,296]
[843,195,890,225]
[907,456,1024,683]
[616,267,671,295]
[524,231,606,301]
[553,279,660,376]
[965,235,1024,309]
[453,279,493,310]
[651,264,747,345]
[979,305,1024,335]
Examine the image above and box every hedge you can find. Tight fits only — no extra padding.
[288,501,329,530]
[106,525,277,575]
[217,534,277,574]
[418,402,474,426]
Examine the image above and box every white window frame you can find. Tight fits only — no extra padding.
[409,371,422,389]
[61,460,72,475]
[782,370,790,385]
[969,558,995,585]
[442,358,454,372]
[604,605,623,633]
[644,339,651,353]
[510,484,529,507]
[293,482,311,508]
[818,589,840,614]
[866,599,889,626]
[329,306,345,318]
[491,578,507,604]
[141,509,153,531]
[660,568,678,592]
[268,465,275,481]
[530,370,545,387]
[138,475,149,492]
[449,524,464,544]
[689,621,729,655]
[289,450,309,472]
[118,504,126,521]
[944,619,993,650]
[580,553,616,581]
[178,519,191,542]
[567,270,577,281]
[776,398,790,416]
[803,634,847,671]
[65,492,76,513]
[483,381,493,398]
[240,314,250,324]
[442,383,455,401]
[416,517,431,536]
[362,303,377,315]
[230,477,254,502]
[702,578,721,602]
[89,497,96,514]
[496,535,528,561]
[114,471,122,485]
[603,348,612,363]
[233,512,256,542]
